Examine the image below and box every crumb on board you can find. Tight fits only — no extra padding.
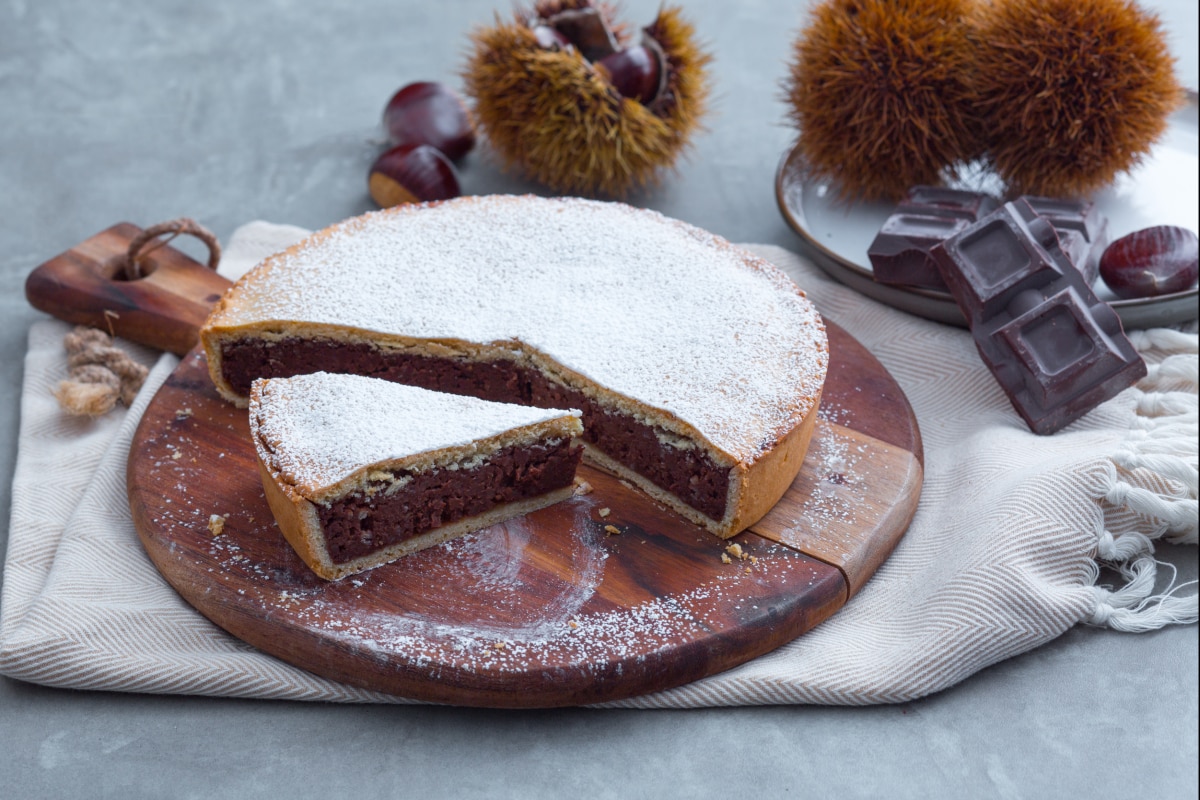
[725,542,746,560]
[494,642,506,650]
[604,524,621,536]
[574,480,593,496]
[598,507,611,518]
[721,552,732,564]
[175,407,193,420]
[207,514,227,536]
[171,451,182,461]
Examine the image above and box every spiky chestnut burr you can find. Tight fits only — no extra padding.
[463,1,711,198]
[971,0,1184,198]
[784,0,983,204]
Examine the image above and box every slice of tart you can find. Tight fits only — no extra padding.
[250,371,584,580]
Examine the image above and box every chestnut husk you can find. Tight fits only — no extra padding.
[463,1,711,198]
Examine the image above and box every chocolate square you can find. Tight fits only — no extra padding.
[944,208,1065,319]
[870,188,1108,292]
[868,186,999,290]
[1022,195,1109,286]
[930,199,1146,435]
[901,186,999,220]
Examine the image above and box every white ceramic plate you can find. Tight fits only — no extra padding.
[775,95,1200,329]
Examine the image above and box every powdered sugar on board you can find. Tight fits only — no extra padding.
[203,499,829,680]
[747,396,922,592]
[207,196,828,461]
[783,405,868,541]
[250,372,579,495]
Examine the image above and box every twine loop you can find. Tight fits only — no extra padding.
[123,218,221,280]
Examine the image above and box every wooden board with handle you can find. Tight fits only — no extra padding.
[27,223,923,708]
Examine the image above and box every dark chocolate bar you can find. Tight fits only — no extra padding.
[1022,195,1109,286]
[870,187,1109,292]
[868,186,999,290]
[902,185,998,220]
[929,199,1146,435]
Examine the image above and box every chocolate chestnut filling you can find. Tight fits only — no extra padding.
[318,440,581,564]
[221,337,730,520]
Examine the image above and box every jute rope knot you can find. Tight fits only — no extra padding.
[122,217,221,280]
[54,327,150,416]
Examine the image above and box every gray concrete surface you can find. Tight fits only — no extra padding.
[1,1,1196,797]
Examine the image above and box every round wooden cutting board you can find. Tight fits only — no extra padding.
[126,322,921,707]
[31,222,923,708]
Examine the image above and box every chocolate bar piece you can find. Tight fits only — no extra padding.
[1022,195,1109,286]
[901,186,1000,224]
[870,188,1109,292]
[929,199,1146,435]
[868,186,999,290]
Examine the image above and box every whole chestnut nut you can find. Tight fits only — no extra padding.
[1099,225,1199,299]
[382,81,476,161]
[595,43,666,106]
[368,143,461,208]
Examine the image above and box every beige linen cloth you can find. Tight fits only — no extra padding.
[1,222,1196,707]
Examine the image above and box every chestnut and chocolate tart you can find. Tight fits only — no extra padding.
[250,372,584,580]
[202,195,828,540]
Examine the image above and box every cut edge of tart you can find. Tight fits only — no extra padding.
[250,372,584,580]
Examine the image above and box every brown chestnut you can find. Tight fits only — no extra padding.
[368,143,461,208]
[595,43,665,105]
[382,81,475,161]
[1100,225,1199,298]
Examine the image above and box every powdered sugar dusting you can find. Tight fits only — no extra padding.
[227,520,825,680]
[790,413,865,535]
[210,196,828,460]
[252,372,578,495]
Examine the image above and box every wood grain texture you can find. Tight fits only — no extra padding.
[24,223,232,356]
[127,323,920,707]
[750,324,924,597]
[820,322,924,460]
[750,423,922,598]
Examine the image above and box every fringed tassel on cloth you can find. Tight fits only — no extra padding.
[1087,331,1198,632]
